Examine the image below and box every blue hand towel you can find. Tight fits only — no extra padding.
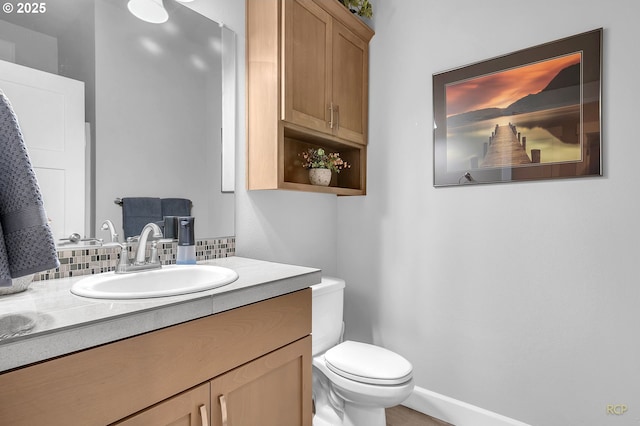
[121,197,163,238]
[161,198,192,217]
[0,91,59,287]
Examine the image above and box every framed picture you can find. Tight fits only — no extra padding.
[433,28,602,186]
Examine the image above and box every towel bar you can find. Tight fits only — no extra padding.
[114,198,193,207]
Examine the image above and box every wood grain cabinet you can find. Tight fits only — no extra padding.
[247,0,374,195]
[283,0,369,145]
[0,289,312,426]
[113,383,211,426]
[210,337,311,426]
[115,338,311,426]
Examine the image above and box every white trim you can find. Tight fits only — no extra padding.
[403,386,532,426]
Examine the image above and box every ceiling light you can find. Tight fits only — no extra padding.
[127,0,169,24]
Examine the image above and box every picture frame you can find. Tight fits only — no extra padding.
[432,28,602,187]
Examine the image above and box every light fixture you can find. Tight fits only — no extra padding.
[127,0,169,24]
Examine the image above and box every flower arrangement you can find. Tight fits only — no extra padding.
[300,148,350,173]
[338,0,373,18]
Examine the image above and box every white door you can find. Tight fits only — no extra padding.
[0,59,85,240]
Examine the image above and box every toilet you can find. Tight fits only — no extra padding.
[311,277,414,426]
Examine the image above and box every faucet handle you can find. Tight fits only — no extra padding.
[100,219,120,243]
[148,241,160,265]
[115,242,131,273]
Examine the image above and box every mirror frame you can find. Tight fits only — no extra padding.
[221,24,236,193]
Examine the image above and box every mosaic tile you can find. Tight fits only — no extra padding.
[34,237,236,281]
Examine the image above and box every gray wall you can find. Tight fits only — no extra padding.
[338,1,639,425]
[0,20,58,73]
[203,0,639,425]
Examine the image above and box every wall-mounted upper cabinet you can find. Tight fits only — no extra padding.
[283,0,370,145]
[247,0,374,195]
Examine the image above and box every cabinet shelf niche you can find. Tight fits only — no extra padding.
[284,137,365,196]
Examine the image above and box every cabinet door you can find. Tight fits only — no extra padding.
[331,19,368,145]
[283,0,332,135]
[112,383,211,426]
[210,336,312,426]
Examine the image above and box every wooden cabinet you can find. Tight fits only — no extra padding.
[330,18,369,144]
[283,0,369,145]
[247,0,374,195]
[113,384,210,426]
[211,337,311,426]
[282,0,332,135]
[0,289,312,426]
[115,338,311,426]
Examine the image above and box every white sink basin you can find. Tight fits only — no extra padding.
[71,265,239,299]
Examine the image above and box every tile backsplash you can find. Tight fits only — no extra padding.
[34,237,235,281]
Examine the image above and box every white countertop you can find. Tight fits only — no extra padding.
[0,257,321,373]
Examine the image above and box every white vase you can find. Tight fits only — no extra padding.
[308,168,332,186]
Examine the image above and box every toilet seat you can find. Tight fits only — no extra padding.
[324,341,413,386]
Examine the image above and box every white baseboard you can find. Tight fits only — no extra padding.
[403,386,531,426]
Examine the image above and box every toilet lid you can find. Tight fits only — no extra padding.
[324,341,413,385]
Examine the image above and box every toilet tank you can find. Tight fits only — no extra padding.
[311,277,346,356]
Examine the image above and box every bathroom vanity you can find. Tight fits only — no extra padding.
[0,257,319,425]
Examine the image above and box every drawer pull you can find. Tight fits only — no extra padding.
[219,394,228,426]
[199,404,209,426]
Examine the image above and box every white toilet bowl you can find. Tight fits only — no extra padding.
[311,278,414,426]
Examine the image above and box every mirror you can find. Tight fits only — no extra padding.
[0,0,235,242]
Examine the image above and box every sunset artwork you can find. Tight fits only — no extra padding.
[433,29,602,186]
[444,52,583,172]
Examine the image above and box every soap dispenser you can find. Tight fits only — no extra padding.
[176,216,196,265]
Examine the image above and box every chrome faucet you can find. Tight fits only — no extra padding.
[114,222,163,274]
[134,222,163,265]
[100,219,119,243]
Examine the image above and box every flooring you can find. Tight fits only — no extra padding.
[386,405,453,426]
